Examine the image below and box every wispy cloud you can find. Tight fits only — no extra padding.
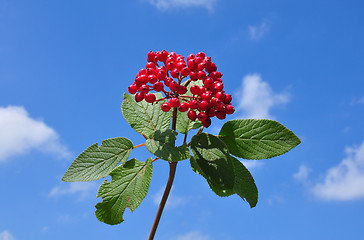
[293,165,312,185]
[48,182,97,200]
[175,231,210,240]
[152,187,187,208]
[146,0,216,12]
[0,230,15,240]
[248,20,270,40]
[312,141,364,201]
[235,74,290,119]
[0,106,70,162]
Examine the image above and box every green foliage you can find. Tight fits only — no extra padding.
[146,129,190,161]
[191,133,235,189]
[176,110,202,134]
[95,158,153,225]
[218,119,301,160]
[121,93,170,138]
[62,137,133,182]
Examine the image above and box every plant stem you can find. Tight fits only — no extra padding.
[148,108,178,240]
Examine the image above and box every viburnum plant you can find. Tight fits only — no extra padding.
[62,50,301,240]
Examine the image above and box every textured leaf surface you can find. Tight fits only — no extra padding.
[218,119,301,160]
[191,133,234,189]
[190,156,258,207]
[62,137,133,182]
[146,129,190,161]
[121,93,170,137]
[95,158,153,225]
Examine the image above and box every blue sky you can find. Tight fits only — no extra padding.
[1,0,364,239]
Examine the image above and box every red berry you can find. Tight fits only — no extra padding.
[225,104,235,114]
[204,77,214,88]
[166,61,176,71]
[216,111,226,120]
[171,68,180,78]
[201,117,211,128]
[169,80,179,91]
[198,100,209,111]
[215,102,224,111]
[176,61,186,71]
[157,69,167,80]
[199,86,205,94]
[187,110,197,121]
[196,52,205,59]
[146,68,157,76]
[198,71,207,80]
[201,91,212,101]
[146,62,156,69]
[161,102,171,112]
[153,82,164,92]
[164,77,172,87]
[189,71,198,81]
[215,92,226,101]
[139,68,147,75]
[145,93,156,103]
[128,85,138,94]
[197,62,205,71]
[135,92,144,102]
[181,67,191,77]
[187,53,195,61]
[190,85,201,95]
[169,98,180,108]
[213,82,224,92]
[177,85,187,94]
[148,74,158,84]
[157,50,168,62]
[187,59,198,70]
[223,94,232,104]
[189,99,199,109]
[197,112,207,121]
[179,102,189,112]
[147,51,156,62]
[195,56,203,64]
[140,84,149,94]
[206,108,216,117]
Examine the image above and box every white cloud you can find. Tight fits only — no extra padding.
[0,231,15,240]
[248,20,270,40]
[312,141,364,201]
[147,0,216,12]
[293,165,311,184]
[175,231,210,240]
[152,187,186,208]
[48,182,97,200]
[235,74,290,119]
[241,160,263,169]
[0,105,70,162]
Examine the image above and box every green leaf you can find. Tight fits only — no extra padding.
[176,110,202,134]
[190,156,258,207]
[121,93,170,138]
[95,158,153,225]
[218,119,301,160]
[231,156,258,208]
[175,80,203,134]
[62,137,133,182]
[146,129,190,162]
[191,133,235,189]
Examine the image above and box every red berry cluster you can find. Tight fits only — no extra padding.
[128,50,235,128]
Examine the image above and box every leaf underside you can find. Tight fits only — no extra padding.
[95,158,153,225]
[62,137,133,182]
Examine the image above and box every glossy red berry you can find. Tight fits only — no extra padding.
[146,62,156,69]
[189,71,198,81]
[201,91,212,101]
[145,93,156,103]
[196,52,205,59]
[157,69,167,80]
[201,117,211,127]
[187,59,198,70]
[140,84,149,94]
[148,74,158,84]
[181,67,191,77]
[157,50,168,62]
[177,85,187,94]
[147,51,156,62]
[204,77,214,88]
[189,99,199,109]
[171,68,180,78]
[190,85,201,95]
[223,94,232,104]
[215,92,225,101]
[197,112,207,121]
[128,85,138,94]
[161,102,171,112]
[135,92,144,102]
[198,71,206,80]
[179,102,189,112]
[187,110,197,121]
[169,98,180,108]
[169,80,179,91]
[216,111,226,120]
[166,61,175,71]
[225,104,235,114]
[213,82,224,92]
[198,100,209,111]
[153,82,164,92]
